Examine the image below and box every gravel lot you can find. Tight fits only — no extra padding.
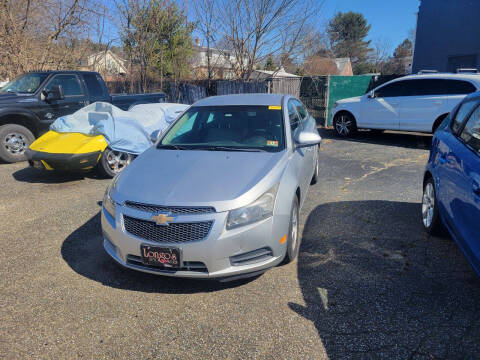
[1,129,479,359]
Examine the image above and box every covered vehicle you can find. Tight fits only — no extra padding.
[25,102,188,177]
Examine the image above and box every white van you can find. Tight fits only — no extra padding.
[331,73,480,136]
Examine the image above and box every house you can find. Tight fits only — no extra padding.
[80,50,127,76]
[191,41,238,79]
[333,58,353,76]
[412,0,480,73]
[303,56,353,76]
[249,67,300,80]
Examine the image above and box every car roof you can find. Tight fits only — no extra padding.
[192,93,286,107]
[392,73,480,84]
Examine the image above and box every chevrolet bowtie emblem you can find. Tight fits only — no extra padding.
[151,213,175,225]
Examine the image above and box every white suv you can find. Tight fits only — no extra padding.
[331,73,480,137]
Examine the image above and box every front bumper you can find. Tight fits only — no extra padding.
[26,149,101,171]
[101,203,289,279]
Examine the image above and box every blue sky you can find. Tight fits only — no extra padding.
[321,0,420,53]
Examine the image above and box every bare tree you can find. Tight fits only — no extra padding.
[0,0,105,80]
[214,0,323,80]
[0,0,107,78]
[370,38,392,74]
[191,0,219,80]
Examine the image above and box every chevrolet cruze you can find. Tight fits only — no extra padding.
[101,94,321,280]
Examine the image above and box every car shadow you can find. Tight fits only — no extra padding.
[12,166,100,183]
[290,200,480,358]
[61,212,258,293]
[319,128,432,150]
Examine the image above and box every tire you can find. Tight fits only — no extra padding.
[422,178,445,236]
[283,196,300,264]
[310,152,319,185]
[0,124,35,163]
[333,113,357,137]
[97,147,133,178]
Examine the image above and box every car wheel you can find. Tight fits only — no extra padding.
[333,113,357,137]
[283,196,300,264]
[422,178,445,236]
[0,124,35,163]
[310,153,319,185]
[98,147,133,178]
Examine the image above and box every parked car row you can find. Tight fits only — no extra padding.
[3,71,479,281]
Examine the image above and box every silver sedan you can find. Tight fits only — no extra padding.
[101,94,321,280]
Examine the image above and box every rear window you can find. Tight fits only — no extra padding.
[83,73,104,97]
[444,80,476,95]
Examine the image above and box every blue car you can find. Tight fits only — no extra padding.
[423,92,480,274]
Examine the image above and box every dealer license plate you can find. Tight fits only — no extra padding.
[140,245,181,268]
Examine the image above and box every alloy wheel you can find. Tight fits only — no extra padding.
[422,182,435,228]
[335,115,352,136]
[105,149,132,174]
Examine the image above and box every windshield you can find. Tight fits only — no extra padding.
[0,73,49,94]
[158,105,285,152]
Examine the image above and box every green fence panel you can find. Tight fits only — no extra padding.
[326,75,373,126]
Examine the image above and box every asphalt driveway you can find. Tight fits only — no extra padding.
[1,129,479,359]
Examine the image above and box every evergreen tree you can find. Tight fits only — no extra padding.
[327,11,372,74]
[264,55,276,71]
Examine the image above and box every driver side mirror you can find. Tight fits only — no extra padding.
[294,130,322,148]
[150,129,162,143]
[41,85,64,102]
[367,91,375,99]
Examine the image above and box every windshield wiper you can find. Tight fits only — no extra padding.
[157,144,191,150]
[194,146,266,152]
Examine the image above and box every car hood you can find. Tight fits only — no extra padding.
[29,130,108,154]
[0,92,36,105]
[337,96,362,104]
[114,147,288,211]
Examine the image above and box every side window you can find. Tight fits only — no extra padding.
[403,79,446,96]
[83,73,104,97]
[45,75,83,97]
[293,99,308,120]
[375,81,405,98]
[288,100,302,133]
[460,105,480,153]
[451,100,478,133]
[444,80,476,95]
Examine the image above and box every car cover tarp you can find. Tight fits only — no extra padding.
[50,102,188,154]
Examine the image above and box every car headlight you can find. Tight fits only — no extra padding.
[226,184,279,230]
[103,175,120,218]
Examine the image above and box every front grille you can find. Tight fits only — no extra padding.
[125,201,215,215]
[126,255,208,273]
[124,215,213,243]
